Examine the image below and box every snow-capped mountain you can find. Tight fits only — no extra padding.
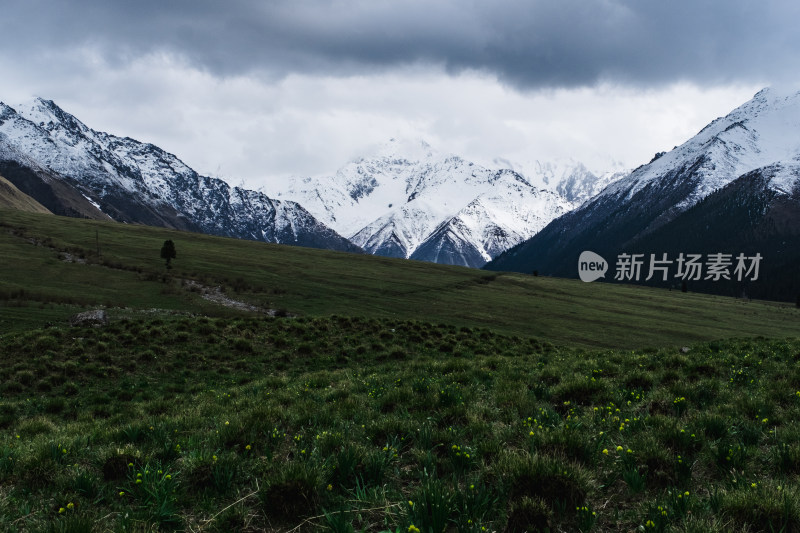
[492,157,629,206]
[267,139,590,267]
[409,170,574,267]
[603,87,800,209]
[488,87,800,300]
[0,98,360,252]
[0,97,624,268]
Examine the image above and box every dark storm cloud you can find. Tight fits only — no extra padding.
[7,0,800,88]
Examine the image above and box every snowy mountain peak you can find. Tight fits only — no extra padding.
[747,85,800,107]
[16,97,88,135]
[266,137,584,266]
[489,85,800,281]
[1,97,624,269]
[601,87,800,207]
[489,156,624,205]
[0,97,359,252]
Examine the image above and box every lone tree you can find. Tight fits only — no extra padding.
[160,239,176,269]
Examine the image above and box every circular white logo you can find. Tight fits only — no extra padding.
[578,251,608,282]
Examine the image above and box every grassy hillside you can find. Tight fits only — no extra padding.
[0,176,52,214]
[1,316,799,532]
[3,208,800,531]
[2,209,800,349]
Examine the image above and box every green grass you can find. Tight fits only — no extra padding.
[3,208,800,531]
[2,208,799,349]
[1,316,800,531]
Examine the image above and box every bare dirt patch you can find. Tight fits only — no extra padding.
[183,280,267,313]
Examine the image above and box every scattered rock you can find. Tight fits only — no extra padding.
[69,309,108,327]
[183,280,261,312]
[59,252,87,264]
[182,279,293,316]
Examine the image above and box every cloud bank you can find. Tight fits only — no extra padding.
[1,1,794,186]
[8,0,800,89]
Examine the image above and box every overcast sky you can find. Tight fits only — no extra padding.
[3,0,798,188]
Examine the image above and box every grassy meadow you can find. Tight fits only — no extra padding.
[1,209,800,532]
[1,209,799,348]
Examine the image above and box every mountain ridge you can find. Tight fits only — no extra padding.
[0,98,361,253]
[487,87,800,301]
[266,138,611,267]
[1,97,626,268]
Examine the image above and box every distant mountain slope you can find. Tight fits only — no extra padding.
[0,150,110,221]
[267,139,592,267]
[0,174,51,214]
[409,171,571,267]
[0,99,360,252]
[493,158,630,206]
[619,162,800,300]
[488,87,800,299]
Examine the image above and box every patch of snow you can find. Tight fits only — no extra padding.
[768,162,800,195]
[80,192,103,212]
